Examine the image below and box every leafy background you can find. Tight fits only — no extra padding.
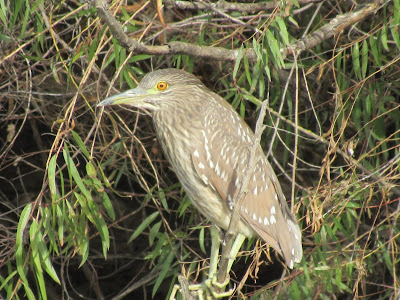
[1,0,399,299]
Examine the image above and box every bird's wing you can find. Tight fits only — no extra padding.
[191,104,302,268]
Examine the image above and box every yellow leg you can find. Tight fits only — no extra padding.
[227,233,246,273]
[170,229,246,299]
[208,225,221,280]
[207,231,246,297]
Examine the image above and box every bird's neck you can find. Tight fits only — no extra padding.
[152,99,204,168]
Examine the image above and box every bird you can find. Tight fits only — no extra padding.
[98,68,302,272]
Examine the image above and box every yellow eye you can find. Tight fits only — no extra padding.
[157,81,168,90]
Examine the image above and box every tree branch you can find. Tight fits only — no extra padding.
[285,0,382,56]
[163,0,322,13]
[91,0,381,61]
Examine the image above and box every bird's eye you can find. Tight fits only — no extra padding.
[157,81,168,91]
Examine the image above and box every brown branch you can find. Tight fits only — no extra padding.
[91,0,382,62]
[196,0,262,34]
[164,0,322,13]
[285,0,382,56]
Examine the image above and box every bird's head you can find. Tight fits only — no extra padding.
[97,68,205,110]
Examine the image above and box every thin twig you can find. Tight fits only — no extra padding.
[197,0,262,34]
[290,53,299,210]
[261,99,400,198]
[216,98,269,288]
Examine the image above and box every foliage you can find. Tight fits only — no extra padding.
[0,0,399,299]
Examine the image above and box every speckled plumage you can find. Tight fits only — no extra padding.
[101,68,302,268]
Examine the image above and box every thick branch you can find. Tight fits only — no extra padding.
[91,0,382,62]
[164,0,322,13]
[285,0,381,56]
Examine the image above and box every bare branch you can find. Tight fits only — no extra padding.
[164,0,322,13]
[91,0,382,61]
[285,0,381,56]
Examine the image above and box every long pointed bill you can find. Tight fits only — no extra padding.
[97,87,149,107]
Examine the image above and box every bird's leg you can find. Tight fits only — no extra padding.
[210,233,246,290]
[208,225,221,280]
[226,233,246,274]
[170,228,245,299]
[204,232,247,299]
[170,226,224,299]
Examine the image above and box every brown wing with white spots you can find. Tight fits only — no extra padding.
[191,98,302,268]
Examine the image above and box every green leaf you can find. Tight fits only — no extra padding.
[233,47,244,79]
[288,16,299,27]
[0,270,18,296]
[86,161,97,178]
[276,16,290,45]
[37,229,61,284]
[243,55,252,86]
[63,148,92,200]
[152,249,175,297]
[199,227,206,254]
[369,35,382,66]
[92,209,110,257]
[394,0,400,25]
[18,0,30,40]
[84,192,110,257]
[147,233,168,262]
[361,40,368,79]
[158,188,169,213]
[258,74,265,99]
[178,196,192,217]
[382,245,394,275]
[48,154,58,202]
[71,50,84,64]
[265,29,284,69]
[128,211,160,243]
[74,192,92,222]
[21,280,36,300]
[390,23,400,51]
[71,130,91,160]
[335,267,352,293]
[16,203,34,298]
[30,220,47,300]
[149,221,162,246]
[79,234,90,267]
[57,204,64,246]
[102,192,115,220]
[289,280,301,298]
[352,42,361,80]
[128,54,153,63]
[381,21,389,51]
[0,0,7,25]
[123,67,136,89]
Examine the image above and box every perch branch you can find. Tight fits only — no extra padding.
[216,99,269,289]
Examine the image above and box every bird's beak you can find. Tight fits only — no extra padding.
[97,87,149,107]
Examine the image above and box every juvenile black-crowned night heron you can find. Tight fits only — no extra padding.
[98,68,302,283]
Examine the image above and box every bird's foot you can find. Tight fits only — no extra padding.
[169,276,235,300]
[204,274,235,298]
